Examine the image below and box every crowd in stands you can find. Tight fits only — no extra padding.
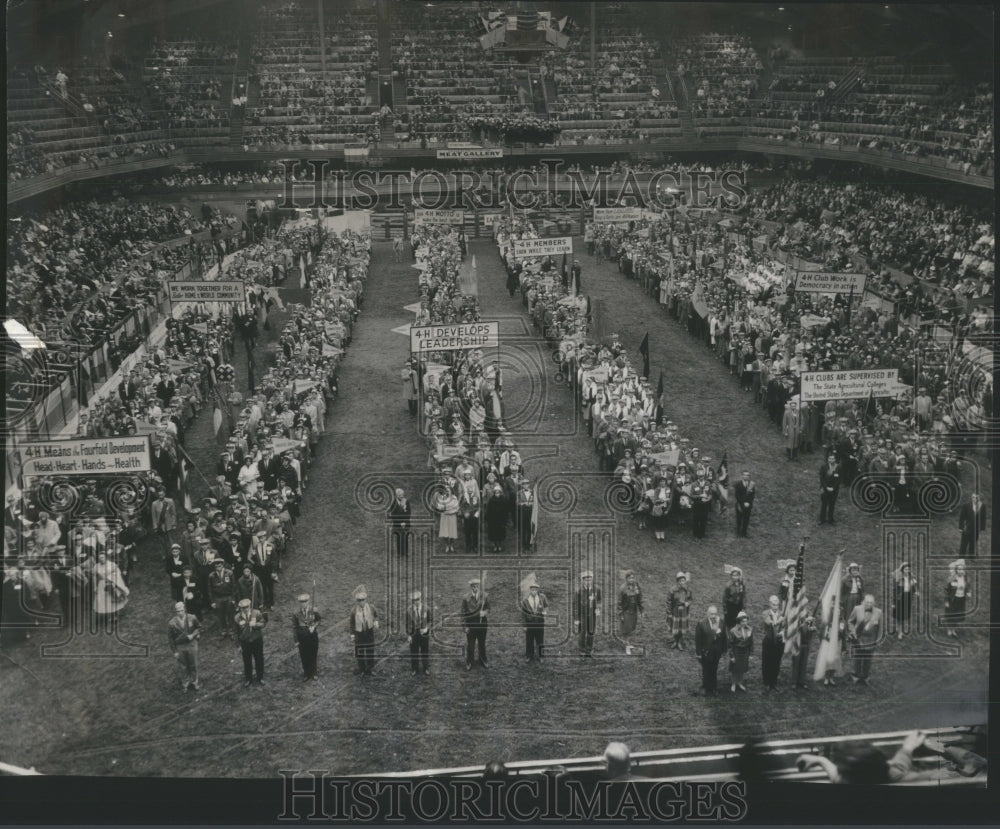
[145,39,235,136]
[6,200,221,344]
[673,33,761,121]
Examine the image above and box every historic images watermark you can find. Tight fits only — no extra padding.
[278,772,749,822]
[276,159,749,212]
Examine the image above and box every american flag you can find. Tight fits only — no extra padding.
[783,541,808,656]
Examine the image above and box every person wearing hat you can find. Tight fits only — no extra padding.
[168,600,201,692]
[520,579,548,662]
[574,571,601,657]
[818,451,841,525]
[349,586,380,676]
[846,594,881,685]
[405,590,432,676]
[461,577,490,670]
[840,563,864,621]
[733,471,755,538]
[388,488,412,557]
[516,479,536,553]
[179,564,202,617]
[618,570,643,654]
[694,605,728,695]
[722,567,747,630]
[249,530,276,610]
[690,467,712,540]
[728,610,753,693]
[235,597,267,686]
[208,558,236,637]
[668,572,693,650]
[235,563,265,611]
[292,593,322,680]
[943,560,968,639]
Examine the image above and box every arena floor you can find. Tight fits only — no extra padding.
[0,237,988,777]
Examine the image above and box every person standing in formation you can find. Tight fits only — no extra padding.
[292,593,321,680]
[406,589,432,675]
[791,612,816,690]
[782,400,801,461]
[847,594,882,685]
[208,558,235,637]
[521,580,548,662]
[943,559,967,638]
[235,597,266,687]
[388,488,411,557]
[349,586,379,676]
[893,562,918,640]
[733,470,755,537]
[722,567,746,629]
[818,452,841,525]
[760,595,785,691]
[694,605,728,695]
[618,570,643,654]
[728,610,753,692]
[841,562,865,621]
[574,571,601,657]
[668,572,692,650]
[462,577,489,670]
[958,493,987,558]
[168,601,201,692]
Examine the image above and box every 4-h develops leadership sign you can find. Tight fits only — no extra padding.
[794,271,867,294]
[410,322,500,354]
[168,280,245,303]
[19,436,152,477]
[801,369,899,402]
[513,237,573,259]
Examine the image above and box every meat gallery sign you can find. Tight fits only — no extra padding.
[800,369,900,402]
[410,322,500,353]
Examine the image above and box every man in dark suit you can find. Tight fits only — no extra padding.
[573,571,601,656]
[256,447,282,492]
[151,444,178,495]
[234,598,267,686]
[405,590,432,675]
[521,580,548,662]
[733,470,756,537]
[462,577,489,670]
[694,605,728,695]
[292,593,321,680]
[388,488,412,557]
[818,452,841,525]
[840,562,865,621]
[155,371,177,406]
[958,493,987,558]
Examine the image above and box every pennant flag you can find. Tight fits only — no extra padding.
[656,371,664,401]
[391,323,413,337]
[213,405,223,437]
[638,332,650,378]
[863,387,877,424]
[561,253,568,288]
[813,554,844,681]
[716,450,728,485]
[299,257,307,289]
[529,485,539,545]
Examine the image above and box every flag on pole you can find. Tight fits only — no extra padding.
[863,387,877,424]
[716,450,728,486]
[813,555,844,680]
[783,541,808,656]
[529,484,539,545]
[639,332,650,378]
[213,405,223,437]
[656,371,664,401]
[561,253,568,289]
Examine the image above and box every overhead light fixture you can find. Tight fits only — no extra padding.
[107,31,113,37]
[118,12,125,17]
[778,6,784,10]
[5,320,47,350]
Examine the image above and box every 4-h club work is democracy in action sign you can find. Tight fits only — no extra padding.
[410,322,500,353]
[801,369,900,402]
[413,209,466,226]
[794,271,867,294]
[167,280,245,303]
[513,236,573,259]
[19,436,152,477]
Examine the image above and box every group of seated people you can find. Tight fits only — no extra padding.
[673,33,762,121]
